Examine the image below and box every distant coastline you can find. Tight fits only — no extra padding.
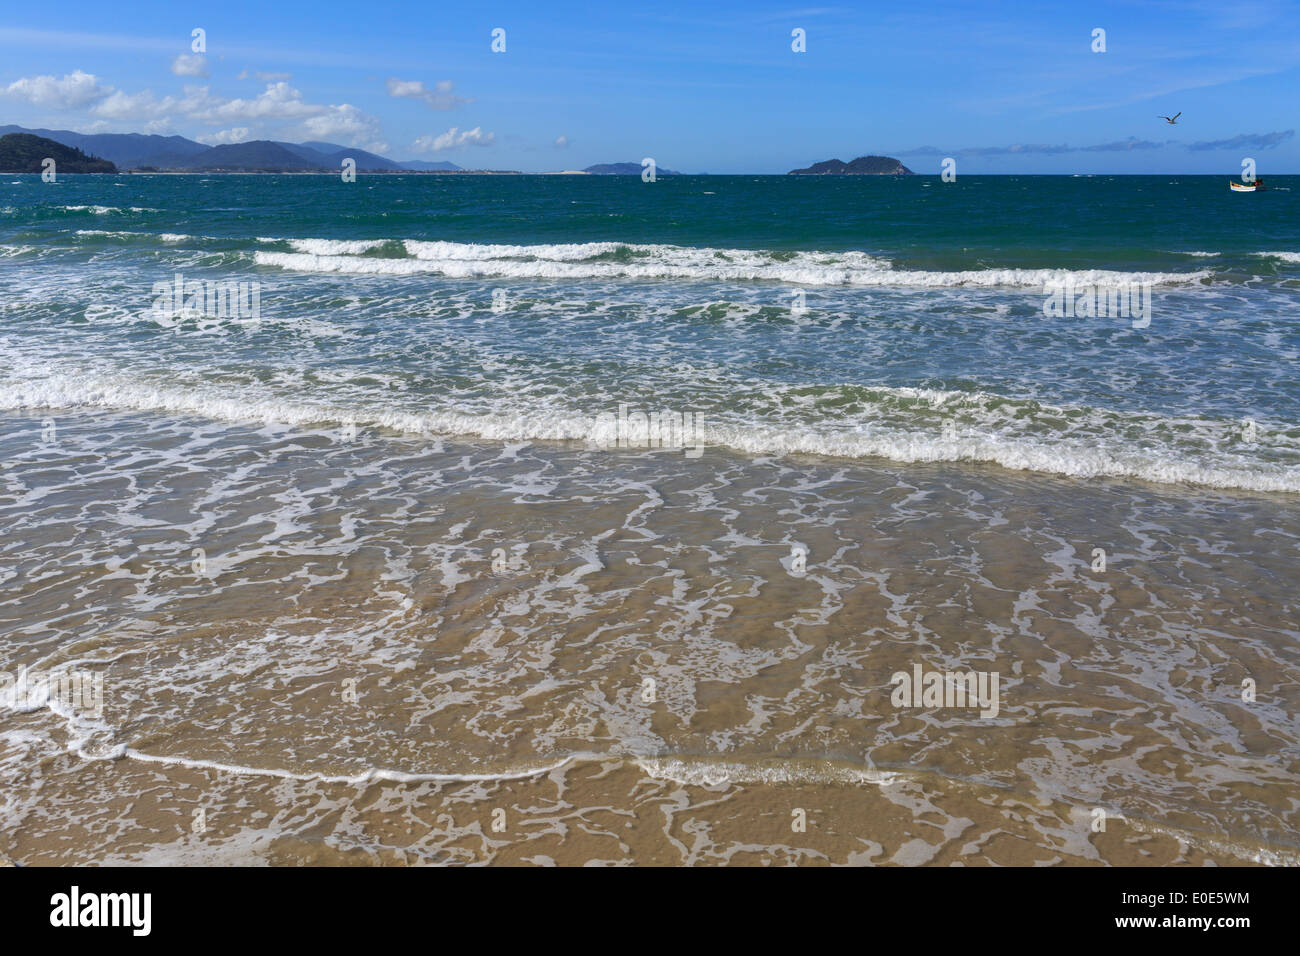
[2,126,1292,174]
[0,126,703,175]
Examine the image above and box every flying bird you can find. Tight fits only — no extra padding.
[1159,112,1182,125]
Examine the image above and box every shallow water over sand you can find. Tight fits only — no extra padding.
[2,410,1296,865]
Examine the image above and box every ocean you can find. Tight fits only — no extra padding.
[1,172,1297,865]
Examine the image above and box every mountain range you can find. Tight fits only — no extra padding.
[0,125,695,174]
[0,126,464,172]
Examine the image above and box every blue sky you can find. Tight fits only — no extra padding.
[1,0,1296,173]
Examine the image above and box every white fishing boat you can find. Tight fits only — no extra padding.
[1230,178,1267,192]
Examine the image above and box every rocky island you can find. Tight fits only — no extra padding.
[788,155,913,175]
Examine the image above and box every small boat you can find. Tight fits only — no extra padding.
[1230,178,1267,192]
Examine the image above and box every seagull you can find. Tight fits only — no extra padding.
[1159,112,1182,125]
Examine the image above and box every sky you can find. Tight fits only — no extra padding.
[0,0,1296,173]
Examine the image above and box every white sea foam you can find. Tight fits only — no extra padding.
[0,668,585,782]
[1126,818,1300,867]
[253,240,1210,288]
[2,372,1295,492]
[1257,251,1300,263]
[75,230,211,243]
[404,239,689,262]
[58,205,156,214]
[113,748,580,784]
[637,756,899,787]
[282,238,393,255]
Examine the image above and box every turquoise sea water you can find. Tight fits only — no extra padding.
[1,173,1298,490]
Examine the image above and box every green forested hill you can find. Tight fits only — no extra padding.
[0,133,117,173]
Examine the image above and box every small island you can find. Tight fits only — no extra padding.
[788,155,913,175]
[583,162,682,175]
[0,133,116,173]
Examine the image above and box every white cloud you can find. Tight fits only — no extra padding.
[554,135,569,148]
[191,81,321,123]
[3,69,110,109]
[189,84,388,150]
[386,77,470,110]
[1,71,388,152]
[91,89,177,120]
[411,126,495,152]
[196,127,251,145]
[171,54,209,78]
[298,103,385,148]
